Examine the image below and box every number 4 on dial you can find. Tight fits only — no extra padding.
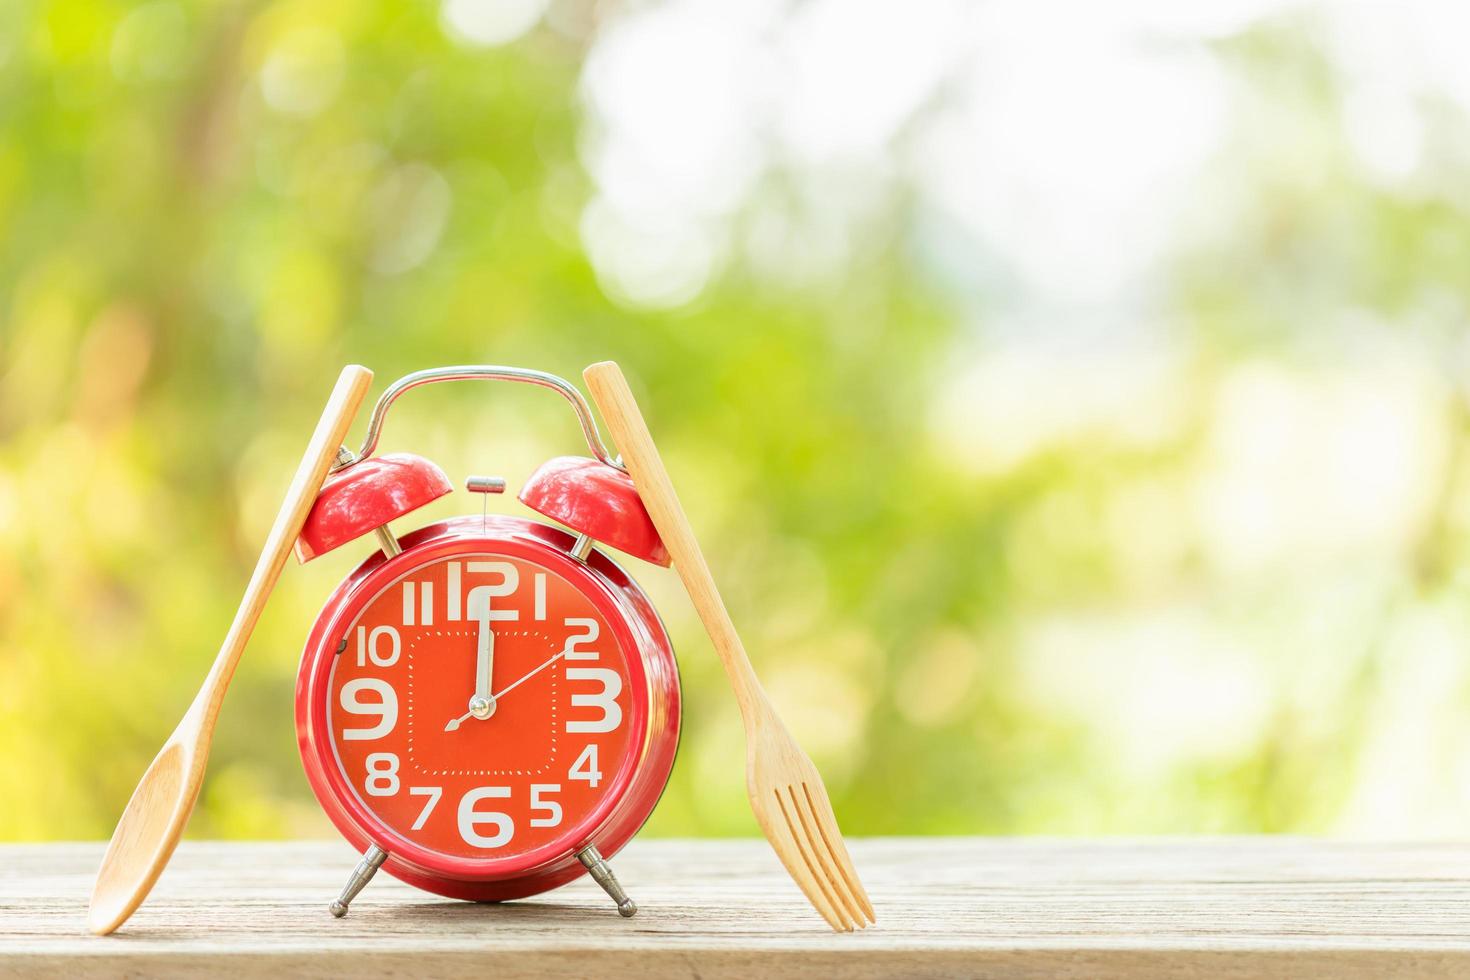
[569,744,601,788]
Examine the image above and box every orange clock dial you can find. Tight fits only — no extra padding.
[326,552,637,864]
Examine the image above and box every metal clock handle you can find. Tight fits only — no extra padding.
[338,365,622,471]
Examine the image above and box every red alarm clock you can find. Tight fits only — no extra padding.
[293,367,680,918]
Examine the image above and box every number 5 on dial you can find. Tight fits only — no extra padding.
[529,784,562,827]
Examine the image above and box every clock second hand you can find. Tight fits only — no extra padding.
[443,649,566,732]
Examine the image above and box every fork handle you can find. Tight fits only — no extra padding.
[583,362,766,715]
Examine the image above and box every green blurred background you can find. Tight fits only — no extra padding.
[6,0,1470,842]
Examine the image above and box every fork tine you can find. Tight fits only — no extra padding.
[780,787,858,931]
[802,782,876,924]
[789,784,869,928]
[770,789,854,931]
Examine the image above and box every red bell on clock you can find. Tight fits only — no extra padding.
[520,456,670,567]
[292,367,680,921]
[294,453,453,562]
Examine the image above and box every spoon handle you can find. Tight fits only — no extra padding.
[197,364,374,722]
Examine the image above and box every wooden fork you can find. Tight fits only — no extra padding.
[584,361,875,932]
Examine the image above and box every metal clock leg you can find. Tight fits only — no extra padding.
[577,845,637,917]
[330,845,388,918]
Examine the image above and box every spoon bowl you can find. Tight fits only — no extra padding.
[88,739,196,935]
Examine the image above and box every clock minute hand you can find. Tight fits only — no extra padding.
[491,650,565,703]
[443,652,564,732]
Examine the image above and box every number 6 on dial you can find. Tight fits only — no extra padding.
[458,787,514,848]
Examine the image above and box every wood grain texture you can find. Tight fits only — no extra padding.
[8,838,1470,978]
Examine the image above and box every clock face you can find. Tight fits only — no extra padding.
[324,552,641,868]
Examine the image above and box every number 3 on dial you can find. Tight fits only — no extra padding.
[566,668,622,733]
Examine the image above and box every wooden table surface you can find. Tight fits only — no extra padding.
[4,838,1470,978]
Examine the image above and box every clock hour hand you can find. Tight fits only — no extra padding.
[444,619,496,732]
[473,616,495,711]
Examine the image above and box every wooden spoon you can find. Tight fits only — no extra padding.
[584,361,874,931]
[88,364,374,936]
